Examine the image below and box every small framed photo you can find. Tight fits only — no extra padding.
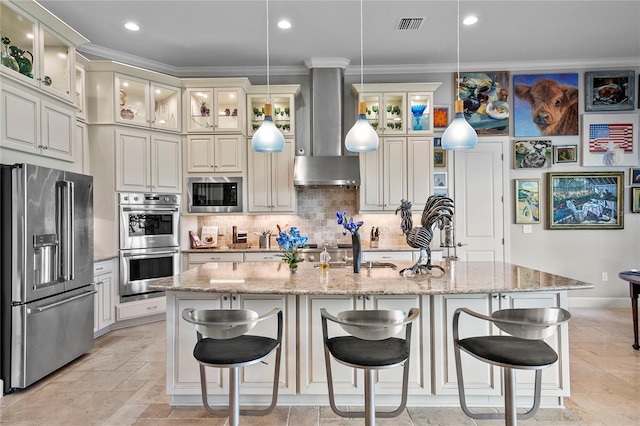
[433,188,448,197]
[434,137,442,147]
[433,105,450,130]
[585,70,635,111]
[513,140,552,169]
[632,188,640,213]
[433,172,447,188]
[553,145,578,164]
[515,179,540,224]
[548,171,624,230]
[434,149,447,168]
[630,168,640,185]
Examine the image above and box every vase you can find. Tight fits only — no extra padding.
[1,37,19,72]
[289,263,298,273]
[351,234,362,273]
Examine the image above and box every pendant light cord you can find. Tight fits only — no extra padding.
[456,0,460,101]
[266,0,270,101]
[360,0,364,93]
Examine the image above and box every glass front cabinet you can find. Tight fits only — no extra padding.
[246,85,300,137]
[115,74,181,131]
[352,83,441,136]
[185,87,245,133]
[0,1,88,104]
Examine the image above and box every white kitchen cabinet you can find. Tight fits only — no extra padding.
[116,296,166,321]
[298,294,428,396]
[0,83,75,162]
[0,1,87,104]
[185,252,244,270]
[352,84,440,137]
[75,63,87,122]
[75,120,89,173]
[244,252,282,262]
[115,74,181,131]
[115,128,182,193]
[432,291,570,399]
[247,138,296,213]
[166,291,295,399]
[359,136,434,213]
[359,137,406,211]
[184,87,245,133]
[362,251,413,262]
[185,134,244,173]
[93,259,117,335]
[246,85,300,137]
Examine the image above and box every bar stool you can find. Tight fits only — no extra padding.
[453,307,571,426]
[321,308,420,426]
[182,307,283,426]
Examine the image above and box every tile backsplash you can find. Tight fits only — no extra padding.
[190,188,411,248]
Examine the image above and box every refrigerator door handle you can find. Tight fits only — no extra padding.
[57,181,75,281]
[26,290,96,314]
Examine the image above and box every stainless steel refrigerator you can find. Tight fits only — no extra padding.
[1,163,95,394]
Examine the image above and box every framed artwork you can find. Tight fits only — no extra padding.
[547,171,624,230]
[434,137,442,147]
[434,149,446,167]
[632,188,640,213]
[582,113,639,167]
[514,73,579,137]
[433,172,447,188]
[433,188,448,197]
[433,105,450,129]
[515,179,540,224]
[553,145,578,164]
[585,70,635,111]
[513,140,552,169]
[455,71,510,136]
[630,168,640,185]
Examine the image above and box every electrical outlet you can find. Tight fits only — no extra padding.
[601,272,608,281]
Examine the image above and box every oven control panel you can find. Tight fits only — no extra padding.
[119,193,180,206]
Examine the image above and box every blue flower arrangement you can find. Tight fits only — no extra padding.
[275,225,308,269]
[336,209,363,236]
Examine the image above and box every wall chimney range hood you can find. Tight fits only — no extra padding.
[294,58,360,187]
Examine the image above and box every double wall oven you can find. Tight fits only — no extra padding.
[119,193,180,302]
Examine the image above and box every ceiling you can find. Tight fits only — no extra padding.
[38,0,640,78]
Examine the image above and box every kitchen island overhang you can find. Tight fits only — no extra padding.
[151,261,593,408]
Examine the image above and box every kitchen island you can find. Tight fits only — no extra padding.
[151,260,593,408]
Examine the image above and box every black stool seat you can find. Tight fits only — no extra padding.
[459,335,558,368]
[326,336,410,367]
[194,335,279,366]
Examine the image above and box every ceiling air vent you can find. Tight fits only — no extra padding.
[396,17,424,31]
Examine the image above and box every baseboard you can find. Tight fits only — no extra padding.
[567,297,630,308]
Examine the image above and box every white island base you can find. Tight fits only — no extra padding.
[164,289,571,409]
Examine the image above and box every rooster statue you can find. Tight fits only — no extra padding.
[395,196,455,275]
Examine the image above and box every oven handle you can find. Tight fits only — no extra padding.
[26,290,97,314]
[121,207,179,213]
[122,250,179,260]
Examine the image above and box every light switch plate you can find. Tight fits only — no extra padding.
[522,225,533,234]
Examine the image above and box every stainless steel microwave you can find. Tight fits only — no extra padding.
[187,177,243,213]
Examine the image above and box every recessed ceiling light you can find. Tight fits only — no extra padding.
[26,33,34,39]
[463,16,478,25]
[124,22,140,31]
[277,20,291,29]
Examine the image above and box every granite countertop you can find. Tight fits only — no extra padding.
[150,260,594,296]
[182,245,436,253]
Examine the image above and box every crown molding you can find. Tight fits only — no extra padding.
[79,44,640,79]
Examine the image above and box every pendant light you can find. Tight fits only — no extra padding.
[441,0,478,151]
[252,0,285,153]
[345,0,379,152]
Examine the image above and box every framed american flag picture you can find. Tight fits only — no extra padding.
[582,113,639,166]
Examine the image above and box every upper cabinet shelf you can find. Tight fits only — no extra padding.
[246,85,300,138]
[115,74,181,131]
[352,83,442,136]
[185,86,247,133]
[0,1,88,104]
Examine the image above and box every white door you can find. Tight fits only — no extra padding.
[453,141,505,261]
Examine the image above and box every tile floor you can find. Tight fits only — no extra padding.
[0,307,638,425]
